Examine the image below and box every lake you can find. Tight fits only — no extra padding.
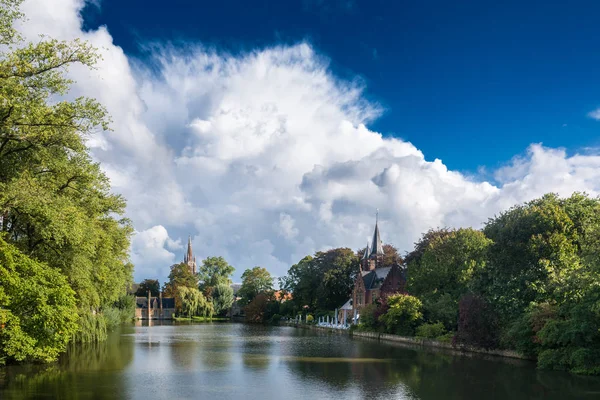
[1,322,600,399]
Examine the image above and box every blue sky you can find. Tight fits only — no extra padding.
[22,0,600,283]
[82,0,600,175]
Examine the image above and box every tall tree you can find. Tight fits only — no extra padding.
[197,256,234,295]
[0,236,78,364]
[482,194,583,319]
[314,248,358,310]
[163,263,198,311]
[407,228,491,329]
[211,283,234,316]
[281,248,358,312]
[238,266,273,304]
[135,279,160,297]
[279,255,319,309]
[0,0,132,348]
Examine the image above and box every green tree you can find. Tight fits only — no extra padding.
[135,279,160,297]
[280,248,358,312]
[198,256,234,295]
[238,266,273,304]
[482,194,583,320]
[378,294,423,335]
[407,228,491,329]
[163,263,198,311]
[0,0,132,347]
[280,255,319,309]
[314,248,358,310]
[176,286,213,318]
[0,236,78,364]
[211,283,234,316]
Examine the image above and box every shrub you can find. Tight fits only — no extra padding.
[378,294,422,336]
[306,314,314,323]
[502,303,556,357]
[454,294,499,349]
[436,332,455,343]
[416,322,447,339]
[423,293,458,331]
[359,303,378,328]
[269,314,282,325]
[373,296,390,322]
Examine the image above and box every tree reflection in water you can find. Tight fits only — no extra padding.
[2,324,600,400]
[0,327,134,400]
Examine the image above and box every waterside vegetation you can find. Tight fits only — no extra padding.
[0,0,134,364]
[280,193,600,376]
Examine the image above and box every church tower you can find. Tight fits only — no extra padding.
[366,211,384,270]
[183,236,197,275]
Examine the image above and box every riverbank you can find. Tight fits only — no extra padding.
[172,316,230,322]
[288,323,533,361]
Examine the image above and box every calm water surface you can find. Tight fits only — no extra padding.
[2,322,600,399]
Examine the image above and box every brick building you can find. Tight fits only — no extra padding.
[135,292,176,320]
[345,214,406,323]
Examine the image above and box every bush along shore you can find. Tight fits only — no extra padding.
[288,322,533,361]
[277,193,600,376]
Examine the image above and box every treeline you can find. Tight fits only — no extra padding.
[155,256,236,319]
[273,245,401,321]
[0,1,133,364]
[361,193,600,376]
[153,257,278,323]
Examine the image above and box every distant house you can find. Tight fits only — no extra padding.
[340,214,406,324]
[135,293,176,320]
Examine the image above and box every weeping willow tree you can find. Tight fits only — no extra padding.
[0,0,133,361]
[177,287,214,319]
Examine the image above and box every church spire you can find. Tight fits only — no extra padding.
[370,210,384,258]
[362,242,370,260]
[186,235,193,263]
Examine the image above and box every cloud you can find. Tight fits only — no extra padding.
[130,226,179,279]
[588,109,600,120]
[16,0,600,285]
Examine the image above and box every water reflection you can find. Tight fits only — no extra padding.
[1,323,600,400]
[0,326,134,400]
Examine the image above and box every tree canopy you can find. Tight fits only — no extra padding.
[407,228,491,329]
[238,266,273,304]
[280,248,358,312]
[0,0,133,361]
[163,263,198,311]
[198,256,234,295]
[0,236,78,364]
[135,279,160,297]
[211,283,234,316]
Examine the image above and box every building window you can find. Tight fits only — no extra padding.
[358,292,364,305]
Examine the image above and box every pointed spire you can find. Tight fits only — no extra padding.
[370,210,384,258]
[362,242,370,260]
[186,235,193,263]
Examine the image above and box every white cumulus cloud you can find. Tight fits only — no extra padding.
[17,0,600,285]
